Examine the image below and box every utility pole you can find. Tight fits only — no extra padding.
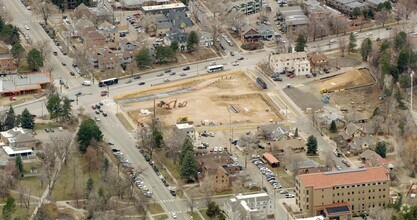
[411,71,414,110]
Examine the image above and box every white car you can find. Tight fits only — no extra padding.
[285,194,295,198]
[366,32,373,36]
[24,25,30,30]
[171,212,177,219]
[352,32,358,36]
[329,39,336,44]
[232,62,239,66]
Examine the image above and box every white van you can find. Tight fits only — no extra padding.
[82,81,92,86]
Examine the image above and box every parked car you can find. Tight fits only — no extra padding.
[183,66,190,71]
[156,73,163,77]
[134,76,141,79]
[180,73,187,77]
[138,82,145,85]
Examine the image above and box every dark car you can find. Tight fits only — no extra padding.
[169,72,176,76]
[134,76,141,79]
[305,74,311,78]
[53,51,58,56]
[95,110,100,114]
[323,68,330,73]
[273,77,283,81]
[62,62,66,66]
[102,112,108,117]
[237,57,244,61]
[386,26,392,30]
[75,92,82,96]
[68,99,75,102]
[164,69,171,73]
[50,128,54,132]
[69,71,75,76]
[230,51,235,56]
[107,141,114,145]
[183,66,190,71]
[45,128,50,133]
[72,63,77,68]
[139,82,145,85]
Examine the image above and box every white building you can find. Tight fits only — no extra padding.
[175,123,195,139]
[224,192,274,220]
[269,52,310,75]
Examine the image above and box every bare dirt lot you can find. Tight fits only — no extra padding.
[120,71,283,126]
[312,68,374,92]
[328,57,361,68]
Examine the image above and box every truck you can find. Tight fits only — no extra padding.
[256,77,267,89]
[82,81,92,86]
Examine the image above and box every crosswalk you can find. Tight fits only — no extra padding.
[159,199,176,203]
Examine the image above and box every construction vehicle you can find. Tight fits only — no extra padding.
[177,116,189,123]
[320,88,328,94]
[157,100,177,109]
[178,101,188,108]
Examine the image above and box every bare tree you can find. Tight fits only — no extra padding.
[323,150,335,168]
[17,183,32,216]
[284,152,304,177]
[32,0,57,25]
[339,37,348,57]
[239,132,259,149]
[256,61,273,76]
[368,206,395,220]
[397,0,417,20]
[135,193,150,220]
[375,10,389,27]
[164,128,186,164]
[187,191,197,214]
[0,163,16,199]
[200,178,215,205]
[226,11,247,34]
[204,1,227,47]
[329,16,347,36]
[232,177,245,194]
[140,14,156,34]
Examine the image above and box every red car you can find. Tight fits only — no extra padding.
[91,105,97,110]
[288,74,296,78]
[100,91,108,97]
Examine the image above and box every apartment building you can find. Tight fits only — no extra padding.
[269,52,310,75]
[296,166,390,219]
[225,0,263,15]
[223,192,274,220]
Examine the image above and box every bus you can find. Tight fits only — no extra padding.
[256,77,267,89]
[98,78,119,87]
[207,65,224,73]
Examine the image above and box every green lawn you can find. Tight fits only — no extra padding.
[153,214,168,220]
[274,168,295,188]
[148,203,164,215]
[34,123,58,131]
[188,211,203,220]
[199,208,209,220]
[20,175,45,198]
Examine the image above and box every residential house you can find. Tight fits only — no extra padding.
[225,0,263,15]
[304,0,327,19]
[358,149,389,167]
[69,18,95,37]
[199,31,213,47]
[344,1,366,15]
[0,127,37,149]
[339,122,366,142]
[224,192,274,220]
[83,30,107,48]
[117,51,135,65]
[241,27,261,43]
[262,153,279,167]
[345,111,369,124]
[347,136,372,154]
[258,24,275,40]
[120,39,137,51]
[327,0,355,11]
[118,25,129,36]
[364,0,386,9]
[71,3,112,24]
[0,41,16,72]
[296,166,390,218]
[298,159,330,174]
[141,3,188,14]
[154,11,193,35]
[165,29,188,51]
[122,0,169,9]
[97,21,119,43]
[269,52,310,75]
[308,52,328,71]
[0,73,51,96]
[274,138,306,153]
[85,47,120,71]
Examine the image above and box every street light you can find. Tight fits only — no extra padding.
[411,71,414,110]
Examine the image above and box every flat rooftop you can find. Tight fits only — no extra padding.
[142,3,186,11]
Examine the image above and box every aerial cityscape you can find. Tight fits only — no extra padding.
[0,0,416,219]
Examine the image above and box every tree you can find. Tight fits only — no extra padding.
[379,40,390,52]
[0,25,20,45]
[375,10,389,27]
[35,40,50,63]
[10,43,24,67]
[135,48,152,69]
[394,31,407,51]
[85,176,94,198]
[329,120,338,133]
[375,141,387,158]
[179,138,194,165]
[360,38,372,61]
[180,151,197,181]
[352,7,361,18]
[155,46,175,63]
[294,127,299,137]
[60,97,72,121]
[2,197,16,220]
[170,40,179,52]
[397,0,417,20]
[27,48,43,70]
[295,34,307,52]
[46,94,61,120]
[306,135,318,155]
[339,37,348,57]
[348,33,357,54]
[187,31,199,51]
[15,155,24,178]
[33,0,56,25]
[77,119,103,153]
[397,48,417,73]
[153,129,163,149]
[21,108,34,129]
[4,106,15,130]
[206,201,221,218]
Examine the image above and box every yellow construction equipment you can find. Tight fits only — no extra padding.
[178,101,188,108]
[177,116,189,123]
[157,100,177,109]
[320,88,328,94]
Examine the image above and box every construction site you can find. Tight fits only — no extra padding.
[116,70,284,127]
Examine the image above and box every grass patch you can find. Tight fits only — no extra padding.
[148,203,164,215]
[154,214,168,220]
[275,168,295,188]
[199,208,209,220]
[34,123,58,131]
[20,175,45,197]
[115,113,134,131]
[308,156,323,165]
[188,212,203,220]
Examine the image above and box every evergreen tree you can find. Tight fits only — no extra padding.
[329,120,338,133]
[4,106,15,130]
[394,31,407,51]
[135,48,152,68]
[179,138,194,165]
[2,197,16,220]
[306,135,318,155]
[379,40,390,52]
[46,94,61,120]
[352,7,361,18]
[86,176,94,198]
[294,128,299,137]
[187,31,199,51]
[206,202,222,218]
[375,141,387,158]
[27,48,43,70]
[15,155,24,178]
[155,46,175,63]
[102,157,109,172]
[170,40,179,52]
[348,33,357,53]
[360,38,372,61]
[60,97,72,121]
[153,129,163,148]
[295,35,307,52]
[180,151,197,181]
[77,119,103,153]
[21,108,35,129]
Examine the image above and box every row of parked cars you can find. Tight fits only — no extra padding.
[139,149,177,196]
[251,155,282,190]
[112,148,153,198]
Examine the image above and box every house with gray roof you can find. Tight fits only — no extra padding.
[348,135,372,154]
[0,73,51,96]
[0,127,37,149]
[225,0,263,15]
[224,192,274,220]
[278,6,309,34]
[154,10,193,35]
[165,29,188,51]
[365,0,387,9]
[258,24,274,40]
[344,1,366,14]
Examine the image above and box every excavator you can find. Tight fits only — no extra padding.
[178,101,188,108]
[177,116,189,123]
[157,100,177,109]
[320,88,328,94]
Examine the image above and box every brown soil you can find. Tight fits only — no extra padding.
[123,72,283,126]
[312,68,374,92]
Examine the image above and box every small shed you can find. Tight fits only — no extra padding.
[262,152,279,167]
